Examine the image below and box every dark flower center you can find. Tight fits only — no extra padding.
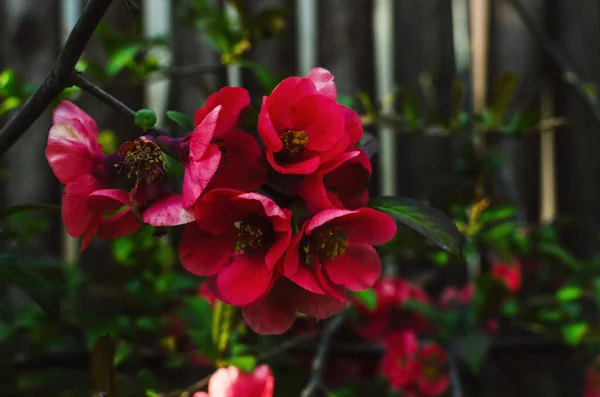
[310,226,348,260]
[118,138,164,183]
[396,356,411,369]
[422,364,440,381]
[278,130,308,159]
[234,221,270,253]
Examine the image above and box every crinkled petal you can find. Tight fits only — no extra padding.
[335,208,397,245]
[266,77,316,132]
[53,101,99,138]
[258,98,283,151]
[194,86,251,136]
[62,174,103,237]
[97,209,141,239]
[208,130,267,191]
[209,254,273,306]
[306,67,336,99]
[266,150,320,175]
[183,144,222,208]
[179,223,235,276]
[290,94,345,152]
[46,119,101,185]
[143,194,195,226]
[324,243,381,291]
[189,106,221,161]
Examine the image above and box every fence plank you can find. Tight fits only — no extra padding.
[552,0,600,258]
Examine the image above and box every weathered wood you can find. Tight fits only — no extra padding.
[551,0,600,258]
[488,0,545,223]
[0,0,61,255]
[393,0,456,200]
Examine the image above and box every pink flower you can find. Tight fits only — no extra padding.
[241,274,345,335]
[491,259,522,292]
[283,208,397,303]
[299,148,372,212]
[380,331,420,389]
[439,284,474,306]
[160,87,266,208]
[194,365,274,397]
[179,189,291,307]
[258,68,357,175]
[414,343,449,396]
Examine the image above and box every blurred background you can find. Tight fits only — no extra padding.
[2,0,600,396]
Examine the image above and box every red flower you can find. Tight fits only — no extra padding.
[414,343,449,396]
[160,87,265,208]
[585,356,600,397]
[491,260,521,292]
[258,68,359,175]
[46,101,150,250]
[299,148,371,212]
[439,284,474,306]
[194,364,274,397]
[283,208,396,302]
[179,189,291,306]
[380,331,419,389]
[242,274,345,335]
[198,282,217,306]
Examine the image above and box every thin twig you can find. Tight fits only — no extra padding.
[300,313,346,397]
[506,0,600,123]
[69,72,169,136]
[161,374,211,397]
[0,0,114,157]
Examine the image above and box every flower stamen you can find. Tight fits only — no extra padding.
[310,226,348,260]
[117,138,164,183]
[280,130,308,155]
[234,222,266,252]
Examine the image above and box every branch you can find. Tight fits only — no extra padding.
[0,0,114,157]
[69,72,169,136]
[507,0,600,123]
[300,313,346,397]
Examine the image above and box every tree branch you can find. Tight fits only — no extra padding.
[507,0,600,123]
[69,72,169,136]
[0,0,114,157]
[300,313,346,397]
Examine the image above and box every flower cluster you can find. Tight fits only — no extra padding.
[46,68,396,334]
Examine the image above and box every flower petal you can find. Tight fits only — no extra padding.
[179,223,235,276]
[335,208,397,245]
[314,259,347,302]
[324,243,381,291]
[306,209,357,234]
[290,94,345,152]
[258,98,283,151]
[266,77,316,132]
[194,86,251,136]
[283,229,304,277]
[143,194,195,226]
[62,174,103,237]
[342,105,363,146]
[183,144,222,208]
[87,189,130,211]
[80,213,103,252]
[292,284,345,319]
[242,278,298,335]
[53,101,99,137]
[208,130,267,192]
[209,254,273,306]
[97,209,141,239]
[306,67,336,99]
[189,106,221,161]
[46,119,101,184]
[266,150,320,175]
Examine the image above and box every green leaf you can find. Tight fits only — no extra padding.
[114,341,133,366]
[91,334,117,397]
[107,43,142,76]
[134,109,157,131]
[556,286,582,302]
[166,110,194,131]
[538,243,582,271]
[226,354,257,372]
[350,289,378,311]
[370,196,464,258]
[329,388,357,397]
[454,332,491,374]
[561,323,588,345]
[0,254,59,319]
